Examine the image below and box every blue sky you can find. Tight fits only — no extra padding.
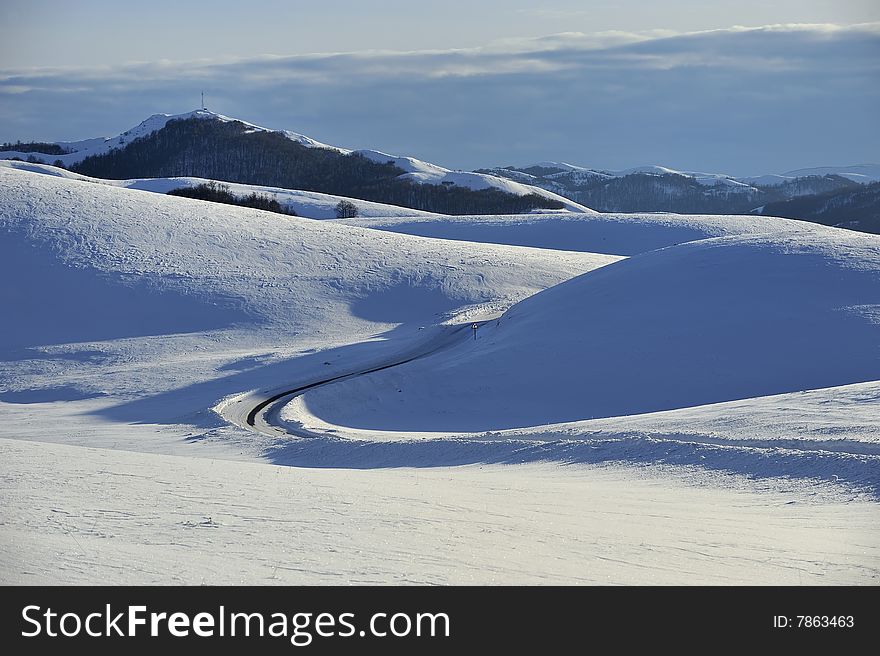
[1,1,878,174]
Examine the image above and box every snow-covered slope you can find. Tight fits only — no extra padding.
[290,227,880,433]
[336,211,810,256]
[0,160,439,219]
[0,166,607,351]
[354,150,589,210]
[0,110,591,212]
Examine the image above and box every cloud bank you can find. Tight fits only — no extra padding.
[2,23,878,174]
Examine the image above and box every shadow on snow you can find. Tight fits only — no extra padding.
[263,431,880,500]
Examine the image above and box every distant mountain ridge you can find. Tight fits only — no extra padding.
[477,161,876,217]
[492,161,880,188]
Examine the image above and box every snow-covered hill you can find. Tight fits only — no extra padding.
[0,110,591,212]
[288,227,880,432]
[1,110,339,168]
[354,149,589,207]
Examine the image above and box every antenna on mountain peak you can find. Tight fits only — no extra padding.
[201,91,206,110]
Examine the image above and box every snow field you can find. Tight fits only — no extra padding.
[2,163,879,585]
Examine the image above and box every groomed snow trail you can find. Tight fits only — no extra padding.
[218,323,471,436]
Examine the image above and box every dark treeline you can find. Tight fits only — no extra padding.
[578,174,761,214]
[760,181,880,235]
[572,173,865,220]
[0,141,69,155]
[167,181,297,216]
[358,185,562,215]
[71,118,561,215]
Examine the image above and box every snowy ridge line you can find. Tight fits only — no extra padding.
[518,161,880,188]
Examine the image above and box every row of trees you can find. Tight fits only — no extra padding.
[168,182,363,219]
[0,141,69,155]
[168,181,297,216]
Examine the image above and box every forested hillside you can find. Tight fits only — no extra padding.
[70,118,562,215]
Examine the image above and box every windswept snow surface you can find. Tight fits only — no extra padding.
[3,437,877,585]
[2,164,879,585]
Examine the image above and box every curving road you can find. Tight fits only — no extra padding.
[218,323,473,438]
